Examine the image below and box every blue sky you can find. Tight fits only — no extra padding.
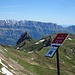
[0,0,75,26]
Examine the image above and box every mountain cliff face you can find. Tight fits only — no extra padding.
[0,20,75,45]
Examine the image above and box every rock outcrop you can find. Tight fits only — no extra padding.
[17,32,32,45]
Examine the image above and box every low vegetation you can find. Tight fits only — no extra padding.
[0,33,75,75]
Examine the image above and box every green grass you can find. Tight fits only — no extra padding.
[0,33,75,75]
[0,72,5,75]
[4,43,75,75]
[0,64,2,69]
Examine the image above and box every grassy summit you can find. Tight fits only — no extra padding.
[0,33,75,75]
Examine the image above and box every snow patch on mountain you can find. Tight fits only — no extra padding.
[35,39,45,44]
[0,59,14,75]
[68,38,72,40]
[0,59,8,68]
[1,67,13,75]
[66,56,71,60]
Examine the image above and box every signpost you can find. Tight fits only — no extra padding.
[45,33,68,75]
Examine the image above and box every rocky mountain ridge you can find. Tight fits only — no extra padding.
[0,20,75,45]
[17,32,32,45]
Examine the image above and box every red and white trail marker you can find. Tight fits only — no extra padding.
[45,33,68,58]
[52,33,68,46]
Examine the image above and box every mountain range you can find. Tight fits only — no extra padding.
[0,20,75,45]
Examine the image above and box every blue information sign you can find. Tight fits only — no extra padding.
[45,46,58,58]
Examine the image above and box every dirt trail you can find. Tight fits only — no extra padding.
[0,53,33,75]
